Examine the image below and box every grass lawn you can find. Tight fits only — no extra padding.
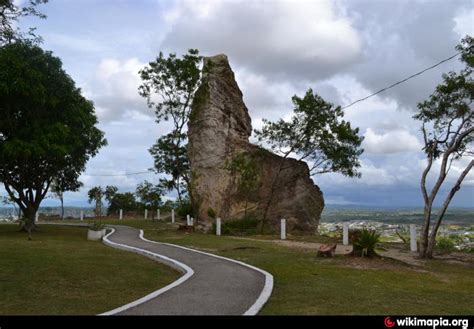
[0,224,180,315]
[120,218,472,315]
[35,216,474,315]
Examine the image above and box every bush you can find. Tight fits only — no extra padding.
[176,200,193,217]
[352,229,381,257]
[89,221,105,231]
[211,216,259,236]
[435,237,456,253]
[207,207,216,219]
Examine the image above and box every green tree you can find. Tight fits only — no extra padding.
[255,89,364,232]
[0,43,106,238]
[107,192,139,215]
[138,49,201,204]
[225,153,260,216]
[0,0,48,45]
[149,132,189,202]
[135,181,162,220]
[415,36,473,259]
[87,186,104,218]
[50,178,83,220]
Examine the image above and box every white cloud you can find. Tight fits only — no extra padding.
[87,57,150,122]
[363,128,423,154]
[453,7,474,37]
[161,0,362,81]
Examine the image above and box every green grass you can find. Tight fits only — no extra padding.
[138,222,473,315]
[32,216,474,314]
[0,224,180,315]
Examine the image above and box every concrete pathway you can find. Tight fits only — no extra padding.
[101,225,273,315]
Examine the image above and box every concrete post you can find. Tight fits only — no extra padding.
[410,224,417,252]
[80,211,84,221]
[157,209,160,221]
[216,218,221,236]
[171,209,175,223]
[119,209,123,220]
[343,222,349,246]
[186,214,190,226]
[144,209,148,220]
[281,219,286,240]
[190,217,194,226]
[35,212,39,223]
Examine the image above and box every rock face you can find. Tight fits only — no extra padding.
[188,54,324,232]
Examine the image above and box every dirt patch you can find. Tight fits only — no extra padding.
[336,255,420,272]
[229,236,352,254]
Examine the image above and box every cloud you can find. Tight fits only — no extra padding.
[453,7,474,37]
[363,128,423,154]
[85,57,151,122]
[160,0,362,81]
[343,0,469,111]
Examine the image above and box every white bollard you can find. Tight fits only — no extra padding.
[410,224,417,252]
[35,212,39,223]
[119,209,123,220]
[343,222,349,246]
[157,209,160,221]
[80,211,84,221]
[171,209,175,223]
[281,219,286,240]
[190,217,194,226]
[186,214,190,226]
[216,218,221,236]
[144,209,148,220]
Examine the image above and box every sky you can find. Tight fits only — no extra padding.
[7,0,474,208]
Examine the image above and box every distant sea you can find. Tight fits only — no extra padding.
[0,205,473,225]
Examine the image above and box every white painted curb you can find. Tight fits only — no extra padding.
[100,228,194,315]
[139,230,274,316]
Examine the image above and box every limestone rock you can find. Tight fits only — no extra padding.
[188,54,324,232]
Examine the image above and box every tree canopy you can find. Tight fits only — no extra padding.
[139,49,201,204]
[0,0,48,45]
[414,35,473,259]
[0,42,106,235]
[255,89,364,177]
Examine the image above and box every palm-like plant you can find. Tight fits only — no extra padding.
[352,229,381,257]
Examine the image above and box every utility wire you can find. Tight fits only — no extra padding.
[82,171,153,177]
[341,52,461,110]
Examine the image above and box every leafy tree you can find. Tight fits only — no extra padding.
[225,153,260,216]
[103,185,118,215]
[149,132,189,202]
[255,89,364,232]
[0,43,106,238]
[414,36,473,259]
[135,181,162,220]
[107,192,139,215]
[50,178,83,220]
[139,49,201,204]
[87,186,104,218]
[0,0,48,45]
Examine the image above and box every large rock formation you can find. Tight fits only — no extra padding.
[188,54,324,232]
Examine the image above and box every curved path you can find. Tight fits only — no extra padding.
[100,225,273,315]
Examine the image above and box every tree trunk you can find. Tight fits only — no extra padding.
[60,196,64,220]
[21,207,37,240]
[425,160,473,258]
[419,205,432,258]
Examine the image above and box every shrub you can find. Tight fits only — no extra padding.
[435,237,456,253]
[207,207,216,219]
[211,216,259,236]
[176,200,193,218]
[89,221,105,231]
[352,229,381,257]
